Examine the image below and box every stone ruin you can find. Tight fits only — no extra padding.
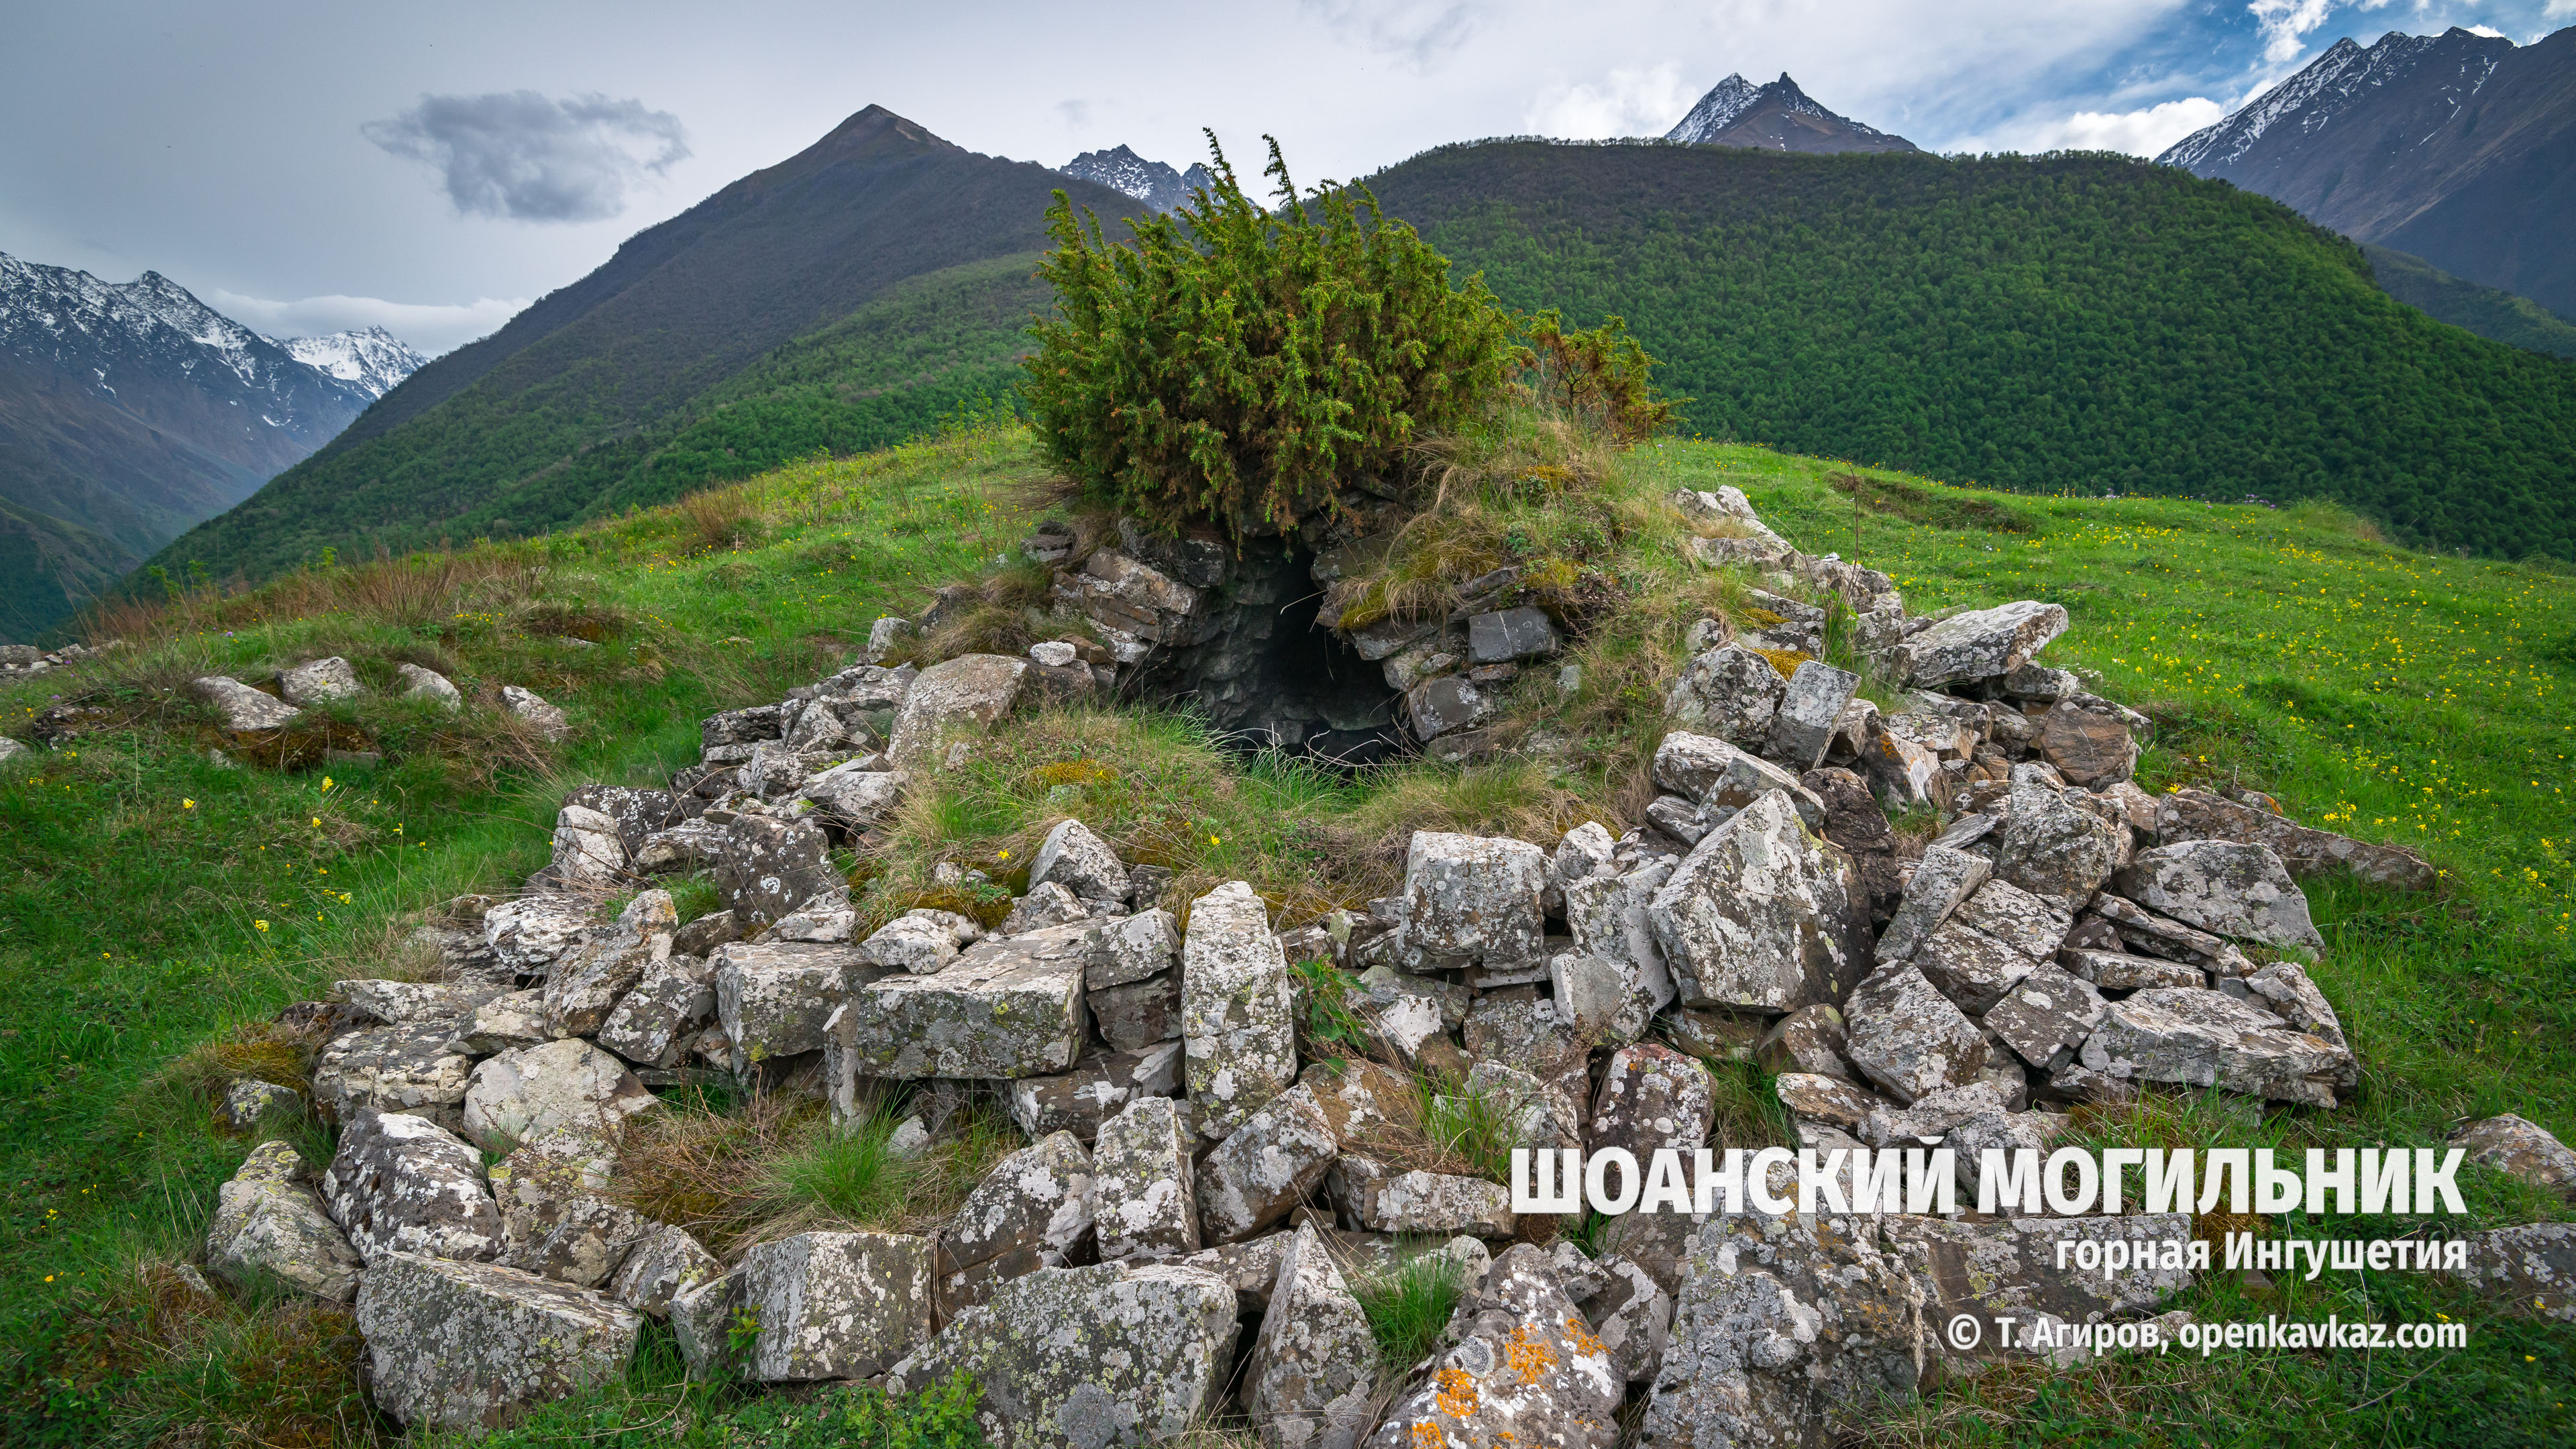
[195,488,2574,1444]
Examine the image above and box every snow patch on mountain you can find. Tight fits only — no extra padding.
[1665,74,1763,142]
[1056,145,1213,214]
[2157,28,2505,172]
[281,327,425,400]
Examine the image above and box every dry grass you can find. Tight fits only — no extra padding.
[609,1087,1024,1258]
[678,486,760,555]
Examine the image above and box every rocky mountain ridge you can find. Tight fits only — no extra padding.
[2157,24,2576,318]
[1057,144,1215,214]
[0,252,425,637]
[1664,72,1918,154]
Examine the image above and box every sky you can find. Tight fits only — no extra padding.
[4,0,2567,357]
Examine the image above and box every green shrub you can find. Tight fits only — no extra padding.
[1353,1252,1467,1366]
[1023,135,1519,539]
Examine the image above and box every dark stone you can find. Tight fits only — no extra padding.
[1467,606,1561,663]
[700,706,783,749]
[1802,767,1903,923]
[714,816,839,929]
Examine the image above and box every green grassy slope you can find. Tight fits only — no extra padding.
[1365,144,2576,559]
[2365,244,2576,360]
[6,428,2570,1443]
[0,497,134,644]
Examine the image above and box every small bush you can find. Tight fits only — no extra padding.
[1024,136,1519,539]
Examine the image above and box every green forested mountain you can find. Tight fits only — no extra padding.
[144,108,1122,582]
[1367,143,2576,558]
[2363,245,2576,360]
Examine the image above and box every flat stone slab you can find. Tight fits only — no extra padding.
[714,941,868,1074]
[834,922,1088,1079]
[2156,787,2432,891]
[2079,986,2354,1107]
[356,1251,641,1432]
[1328,1155,1516,1237]
[888,1262,1242,1449]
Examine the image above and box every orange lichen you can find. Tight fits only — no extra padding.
[1410,1421,1445,1449]
[1563,1315,1606,1358]
[1503,1325,1558,1385]
[1435,1367,1481,1417]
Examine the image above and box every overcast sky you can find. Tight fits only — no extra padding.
[5,0,2566,356]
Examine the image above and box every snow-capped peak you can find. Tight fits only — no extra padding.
[1057,146,1213,214]
[1666,74,1762,143]
[2157,27,2506,173]
[278,326,425,400]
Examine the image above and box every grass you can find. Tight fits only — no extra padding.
[3,415,2571,1444]
[1349,1251,1468,1367]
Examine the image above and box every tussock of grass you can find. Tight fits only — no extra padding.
[1349,1251,1466,1367]
[612,1087,1022,1256]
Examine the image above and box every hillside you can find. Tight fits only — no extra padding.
[2366,244,2576,360]
[3,425,2569,1444]
[144,107,1137,585]
[0,496,131,643]
[0,254,422,635]
[1366,142,2576,559]
[2159,25,2576,319]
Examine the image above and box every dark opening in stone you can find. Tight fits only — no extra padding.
[1117,540,1403,765]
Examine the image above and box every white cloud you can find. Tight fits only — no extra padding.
[2035,97,2229,154]
[1300,0,1488,74]
[206,289,527,358]
[1524,64,1696,138]
[2248,0,2338,64]
[2465,23,2508,36]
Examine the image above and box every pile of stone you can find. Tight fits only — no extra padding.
[192,490,2571,1444]
[0,639,108,678]
[179,654,567,751]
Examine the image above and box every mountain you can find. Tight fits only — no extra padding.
[2157,25,2576,319]
[1057,145,1215,214]
[1664,72,1917,154]
[2365,244,2576,359]
[0,252,425,635]
[146,106,1141,584]
[1366,142,2576,558]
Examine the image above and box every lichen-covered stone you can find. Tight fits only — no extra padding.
[1246,1222,1378,1449]
[321,1108,503,1264]
[1006,1042,1181,1142]
[1666,643,1786,744]
[1367,1243,1621,1449]
[456,989,551,1056]
[594,953,717,1068]
[887,1261,1242,1449]
[2057,947,2204,990]
[1769,660,1862,772]
[2155,787,2432,891]
[1092,971,1183,1052]
[550,804,625,885]
[1843,965,1988,1105]
[736,1230,933,1381]
[2114,841,2322,950]
[463,1038,657,1146]
[1196,1083,1339,1245]
[1638,1210,1926,1449]
[355,1252,641,1431]
[1581,1252,1674,1385]
[835,922,1087,1080]
[1093,1095,1202,1260]
[1399,830,1548,973]
[2036,696,2139,787]
[192,675,301,730]
[1754,1004,1856,1084]
[398,662,462,710]
[1653,731,1827,833]
[1181,881,1297,1140]
[1030,818,1131,904]
[888,653,1028,774]
[1949,877,2071,961]
[1994,783,2125,912]
[1589,1044,1715,1163]
[1328,1154,1516,1237]
[2451,1116,2576,1201]
[1982,964,2108,1070]
[336,977,501,1025]
[543,889,676,1037]
[2078,987,2355,1107]
[484,894,593,975]
[2446,1223,2576,1322]
[206,1140,364,1303]
[714,941,863,1073]
[1897,600,2068,688]
[502,685,571,741]
[1776,1071,1884,1136]
[312,1019,476,1131]
[936,1131,1095,1315]
[712,815,839,930]
[1881,1212,2195,1373]
[1648,790,1870,1013]
[1911,920,2041,1016]
[608,1223,722,1321]
[858,908,981,975]
[487,1130,618,1270]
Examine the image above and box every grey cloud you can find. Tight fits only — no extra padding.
[363,91,689,223]
[1301,0,1487,73]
